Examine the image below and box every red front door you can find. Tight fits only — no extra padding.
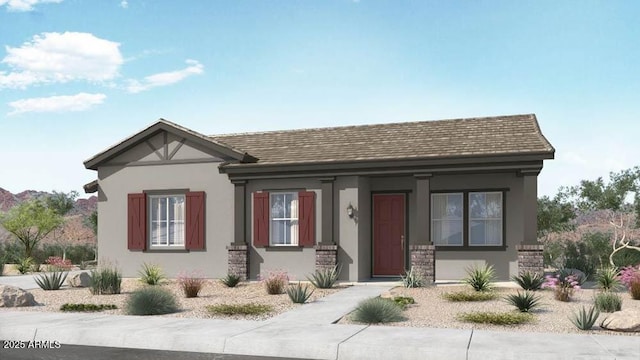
[373,194,405,276]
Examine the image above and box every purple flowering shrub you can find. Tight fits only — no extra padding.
[542,273,581,302]
[619,265,640,300]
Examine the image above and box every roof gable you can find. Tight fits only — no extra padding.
[84,119,257,170]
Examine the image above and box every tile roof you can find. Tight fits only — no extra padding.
[212,114,554,166]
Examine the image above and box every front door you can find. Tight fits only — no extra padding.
[373,194,406,276]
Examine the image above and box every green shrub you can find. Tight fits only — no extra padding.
[60,303,117,312]
[511,271,544,291]
[138,263,165,285]
[261,270,288,295]
[458,311,533,325]
[16,257,34,274]
[570,306,600,330]
[596,267,621,292]
[307,264,341,289]
[34,270,68,290]
[563,232,610,279]
[504,291,542,312]
[463,264,495,292]
[350,297,405,324]
[89,266,122,295]
[207,303,273,316]
[220,273,241,288]
[393,296,415,309]
[178,270,206,298]
[594,292,622,313]
[401,267,426,288]
[443,291,498,302]
[125,286,179,315]
[286,282,314,304]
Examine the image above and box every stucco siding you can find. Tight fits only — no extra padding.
[97,162,232,278]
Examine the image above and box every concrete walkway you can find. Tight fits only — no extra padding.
[0,270,89,290]
[0,280,638,359]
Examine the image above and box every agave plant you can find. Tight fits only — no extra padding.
[307,264,342,289]
[511,271,545,291]
[220,273,241,288]
[463,264,495,292]
[504,291,543,312]
[286,282,315,304]
[570,306,600,330]
[401,267,426,288]
[34,270,68,290]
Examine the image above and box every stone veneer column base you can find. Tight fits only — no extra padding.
[409,244,435,284]
[516,244,544,275]
[314,244,338,272]
[227,244,249,280]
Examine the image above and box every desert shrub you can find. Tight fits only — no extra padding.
[207,303,273,316]
[16,256,34,274]
[1,241,23,264]
[60,303,117,312]
[261,270,289,295]
[570,306,600,330]
[34,270,68,290]
[443,291,498,302]
[350,297,405,324]
[463,264,495,292]
[511,271,544,291]
[220,273,241,288]
[307,264,341,289]
[458,311,533,325]
[594,292,622,312]
[45,256,73,271]
[563,232,610,279]
[89,266,122,295]
[177,270,206,298]
[611,248,640,268]
[401,267,426,288]
[596,266,621,292]
[504,291,542,312]
[619,265,640,300]
[138,263,165,285]
[126,286,179,315]
[392,296,415,309]
[286,282,314,304]
[542,271,581,302]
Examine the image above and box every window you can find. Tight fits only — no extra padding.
[431,191,504,247]
[431,193,463,246]
[149,195,185,247]
[270,192,298,246]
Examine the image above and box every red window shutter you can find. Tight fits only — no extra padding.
[186,191,205,250]
[298,191,315,247]
[127,193,147,250]
[253,192,269,247]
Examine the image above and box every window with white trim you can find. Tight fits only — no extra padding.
[149,195,185,247]
[270,192,298,246]
[469,192,503,246]
[431,193,463,246]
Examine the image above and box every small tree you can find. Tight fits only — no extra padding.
[53,216,94,261]
[44,191,78,216]
[0,199,64,258]
[608,212,640,267]
[84,210,97,236]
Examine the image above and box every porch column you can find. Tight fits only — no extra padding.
[315,177,338,272]
[411,174,435,283]
[227,180,248,279]
[517,171,543,275]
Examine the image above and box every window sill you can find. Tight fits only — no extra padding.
[435,245,507,252]
[146,247,188,253]
[264,245,305,252]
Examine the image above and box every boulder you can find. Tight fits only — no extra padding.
[600,309,640,332]
[0,285,37,307]
[68,272,91,288]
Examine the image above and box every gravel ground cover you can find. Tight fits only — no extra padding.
[0,278,341,320]
[339,284,640,336]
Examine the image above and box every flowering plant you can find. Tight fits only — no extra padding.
[542,273,581,302]
[619,265,640,300]
[45,256,73,271]
[260,269,289,295]
[177,270,207,298]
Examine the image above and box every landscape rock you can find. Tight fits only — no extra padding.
[68,272,91,287]
[0,285,37,307]
[600,309,640,332]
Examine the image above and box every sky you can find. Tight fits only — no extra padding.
[0,1,639,199]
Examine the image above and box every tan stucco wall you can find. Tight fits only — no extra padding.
[97,144,233,278]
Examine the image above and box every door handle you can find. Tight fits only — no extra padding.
[401,235,405,250]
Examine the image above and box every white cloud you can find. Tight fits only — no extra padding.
[0,0,62,12]
[8,92,106,115]
[119,0,127,9]
[0,32,123,89]
[126,59,203,93]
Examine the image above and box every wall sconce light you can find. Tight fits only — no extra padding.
[347,203,355,218]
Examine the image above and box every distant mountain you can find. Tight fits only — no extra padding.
[0,187,97,215]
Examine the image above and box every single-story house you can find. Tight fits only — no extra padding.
[83,114,554,281]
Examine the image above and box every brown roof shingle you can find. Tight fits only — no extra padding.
[212,114,554,166]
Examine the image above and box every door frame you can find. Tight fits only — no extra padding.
[371,191,410,277]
